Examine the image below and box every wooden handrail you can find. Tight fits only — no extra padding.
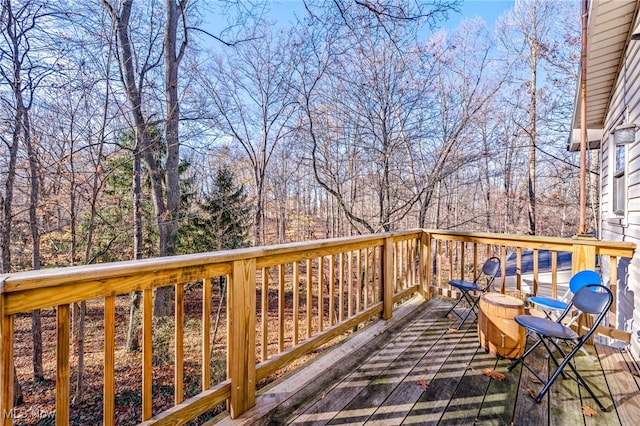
[0,229,635,425]
[425,230,635,257]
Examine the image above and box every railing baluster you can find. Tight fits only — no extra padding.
[436,239,442,289]
[399,241,405,290]
[306,259,312,339]
[382,237,394,320]
[609,256,618,324]
[57,304,70,426]
[329,255,335,325]
[533,249,539,296]
[293,262,299,345]
[420,233,430,300]
[411,238,417,286]
[356,250,361,313]
[175,282,184,404]
[516,247,522,292]
[372,247,378,302]
[363,249,369,309]
[338,253,344,322]
[261,268,268,361]
[448,242,453,282]
[202,277,211,390]
[405,240,410,287]
[142,288,153,421]
[318,257,324,332]
[396,241,401,291]
[473,243,478,279]
[460,242,465,282]
[551,251,558,299]
[104,295,115,426]
[279,264,285,352]
[500,246,507,292]
[347,252,353,318]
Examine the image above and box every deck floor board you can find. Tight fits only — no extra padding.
[214,298,640,426]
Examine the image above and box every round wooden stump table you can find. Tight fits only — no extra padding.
[478,293,526,359]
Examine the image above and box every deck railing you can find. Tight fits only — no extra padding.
[0,229,635,425]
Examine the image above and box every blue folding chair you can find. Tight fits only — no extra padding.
[529,269,601,325]
[445,256,500,327]
[508,284,613,410]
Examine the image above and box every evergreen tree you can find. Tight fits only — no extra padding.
[180,166,251,252]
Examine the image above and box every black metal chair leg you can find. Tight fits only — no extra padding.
[444,292,467,318]
[446,291,480,327]
[509,336,544,371]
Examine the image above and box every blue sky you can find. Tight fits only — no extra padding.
[203,1,517,43]
[454,0,514,26]
[266,0,515,28]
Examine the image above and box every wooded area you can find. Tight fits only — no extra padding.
[0,0,590,272]
[0,0,593,422]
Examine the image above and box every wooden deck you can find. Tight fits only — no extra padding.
[213,297,640,426]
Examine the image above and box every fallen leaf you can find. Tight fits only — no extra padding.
[466,363,475,371]
[582,405,599,417]
[447,327,459,333]
[321,392,327,399]
[531,377,543,384]
[418,379,428,391]
[483,368,506,381]
[447,314,454,320]
[526,388,537,399]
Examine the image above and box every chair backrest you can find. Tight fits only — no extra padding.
[568,270,601,294]
[478,256,501,289]
[482,257,501,277]
[566,283,612,343]
[571,283,613,316]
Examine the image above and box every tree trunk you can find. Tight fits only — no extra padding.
[2,0,25,405]
[126,144,144,351]
[25,106,44,383]
[151,0,188,317]
[103,0,175,317]
[211,277,227,351]
[72,301,86,404]
[527,13,539,236]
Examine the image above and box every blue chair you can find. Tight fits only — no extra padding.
[445,256,500,327]
[508,284,613,410]
[529,270,601,327]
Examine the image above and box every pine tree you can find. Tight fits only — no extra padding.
[182,166,251,252]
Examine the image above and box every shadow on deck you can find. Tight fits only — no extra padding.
[212,297,640,426]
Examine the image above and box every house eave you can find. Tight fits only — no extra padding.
[570,0,639,148]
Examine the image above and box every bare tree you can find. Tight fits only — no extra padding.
[202,26,297,245]
[102,0,184,316]
[0,0,59,401]
[498,0,558,235]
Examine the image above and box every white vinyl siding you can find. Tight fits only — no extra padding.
[600,20,640,360]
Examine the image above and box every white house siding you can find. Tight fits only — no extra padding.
[600,22,640,359]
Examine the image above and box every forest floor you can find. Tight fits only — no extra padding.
[12,282,349,425]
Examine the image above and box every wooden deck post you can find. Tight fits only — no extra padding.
[572,236,597,342]
[571,236,596,272]
[228,259,256,419]
[382,237,394,320]
[420,232,431,301]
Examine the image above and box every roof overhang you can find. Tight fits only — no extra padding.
[568,128,604,151]
[569,0,639,152]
